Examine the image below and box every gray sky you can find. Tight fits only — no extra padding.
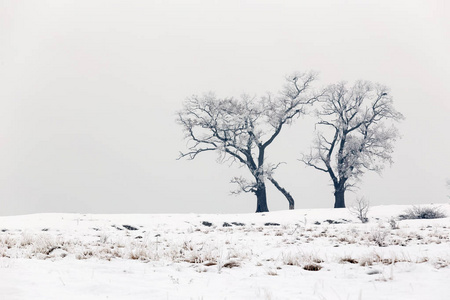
[1,0,449,215]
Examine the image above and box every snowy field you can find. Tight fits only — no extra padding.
[1,204,450,300]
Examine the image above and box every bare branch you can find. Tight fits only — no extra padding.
[178,148,217,160]
[268,175,295,210]
[300,154,328,173]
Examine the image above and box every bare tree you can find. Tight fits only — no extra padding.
[301,81,403,208]
[348,196,370,223]
[178,72,318,212]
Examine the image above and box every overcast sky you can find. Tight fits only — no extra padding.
[0,0,449,215]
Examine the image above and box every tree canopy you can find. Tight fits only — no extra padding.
[302,81,403,208]
[178,72,318,212]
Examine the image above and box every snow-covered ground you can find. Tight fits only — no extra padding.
[1,204,450,300]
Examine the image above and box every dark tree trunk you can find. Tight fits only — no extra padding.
[334,189,346,208]
[255,182,269,213]
[268,177,294,210]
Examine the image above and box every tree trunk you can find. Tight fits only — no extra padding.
[334,189,346,208]
[268,176,294,210]
[255,182,269,213]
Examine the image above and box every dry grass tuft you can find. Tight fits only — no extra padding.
[267,269,278,276]
[340,257,359,264]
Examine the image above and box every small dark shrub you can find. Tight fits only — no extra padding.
[223,261,240,268]
[264,222,280,226]
[202,221,213,227]
[231,222,245,226]
[303,264,322,271]
[399,206,447,220]
[324,219,343,224]
[123,225,138,230]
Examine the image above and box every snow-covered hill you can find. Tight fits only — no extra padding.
[1,204,450,299]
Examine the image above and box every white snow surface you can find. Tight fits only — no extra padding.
[1,204,450,300]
